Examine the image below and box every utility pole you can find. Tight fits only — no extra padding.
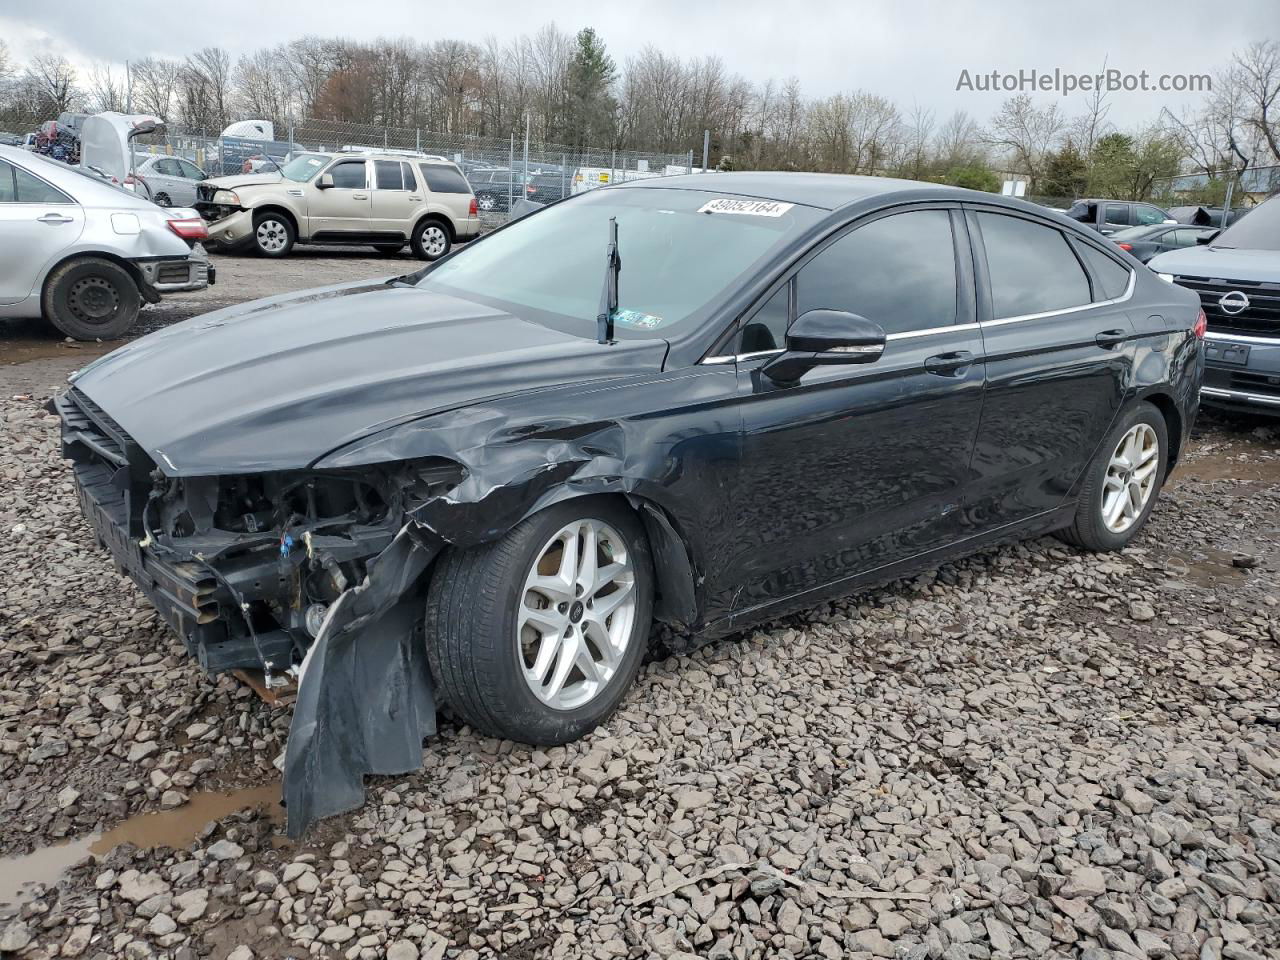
[702,129,710,172]
[522,112,530,188]
[124,60,131,114]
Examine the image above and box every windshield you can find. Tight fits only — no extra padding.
[280,153,327,182]
[1212,197,1279,250]
[416,187,821,337]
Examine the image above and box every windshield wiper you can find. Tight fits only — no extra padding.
[596,217,621,344]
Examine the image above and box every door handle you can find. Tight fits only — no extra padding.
[408,196,422,201]
[924,350,975,376]
[1095,329,1128,348]
[353,193,368,200]
[37,213,74,224]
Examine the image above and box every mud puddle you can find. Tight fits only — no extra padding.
[1169,449,1280,491]
[1160,544,1256,589]
[0,783,282,915]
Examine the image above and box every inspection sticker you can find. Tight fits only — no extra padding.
[697,198,794,217]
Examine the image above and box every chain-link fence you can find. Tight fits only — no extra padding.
[1149,164,1280,208]
[128,117,702,228]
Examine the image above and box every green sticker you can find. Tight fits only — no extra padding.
[612,309,668,330]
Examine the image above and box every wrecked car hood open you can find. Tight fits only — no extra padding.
[68,280,669,475]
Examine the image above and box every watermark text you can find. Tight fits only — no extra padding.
[956,68,1210,97]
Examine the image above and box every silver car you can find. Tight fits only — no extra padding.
[0,144,212,340]
[135,154,209,207]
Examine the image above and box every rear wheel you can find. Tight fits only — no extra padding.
[425,497,653,744]
[411,219,451,261]
[1056,401,1167,551]
[42,257,141,340]
[252,212,294,257]
[475,192,498,212]
[154,192,172,207]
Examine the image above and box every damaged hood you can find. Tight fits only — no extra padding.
[203,172,284,191]
[69,280,668,475]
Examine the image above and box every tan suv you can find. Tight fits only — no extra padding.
[194,149,481,260]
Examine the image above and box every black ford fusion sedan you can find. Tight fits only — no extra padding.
[56,172,1204,832]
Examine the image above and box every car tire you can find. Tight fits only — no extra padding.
[42,257,141,341]
[411,219,452,261]
[373,243,405,255]
[425,496,653,745]
[1056,401,1168,552]
[476,192,498,212]
[154,192,172,207]
[252,211,294,257]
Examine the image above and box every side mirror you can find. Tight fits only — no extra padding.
[316,173,334,190]
[1197,231,1218,245]
[762,309,886,384]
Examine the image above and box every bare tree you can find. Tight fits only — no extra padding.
[131,58,182,120]
[1231,40,1280,163]
[87,62,125,114]
[285,37,335,120]
[1071,60,1113,157]
[935,110,985,169]
[25,53,79,115]
[984,94,1065,187]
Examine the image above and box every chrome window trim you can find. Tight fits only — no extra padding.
[702,348,784,365]
[1202,386,1280,407]
[886,322,980,341]
[1204,331,1280,345]
[700,322,982,364]
[982,268,1135,327]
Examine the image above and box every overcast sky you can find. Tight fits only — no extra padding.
[2,0,1273,128]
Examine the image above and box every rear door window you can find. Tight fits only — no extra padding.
[12,164,71,203]
[374,160,405,190]
[977,212,1091,318]
[419,163,472,194]
[401,162,417,190]
[797,209,958,335]
[1104,204,1129,226]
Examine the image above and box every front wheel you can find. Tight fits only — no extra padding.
[1056,401,1168,552]
[425,497,653,744]
[252,212,295,257]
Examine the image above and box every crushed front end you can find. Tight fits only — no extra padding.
[55,386,462,680]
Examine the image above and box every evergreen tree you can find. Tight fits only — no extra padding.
[565,28,618,150]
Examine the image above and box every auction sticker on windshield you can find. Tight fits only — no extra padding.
[697,198,795,217]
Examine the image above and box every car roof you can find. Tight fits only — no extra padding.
[621,171,1019,212]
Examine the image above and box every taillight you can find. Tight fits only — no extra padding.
[167,217,208,241]
[1193,309,1207,339]
[1117,242,1133,251]
[468,197,478,217]
[527,184,536,194]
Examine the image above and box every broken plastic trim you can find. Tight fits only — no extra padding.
[283,523,442,837]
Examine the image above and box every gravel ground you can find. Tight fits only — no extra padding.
[1,256,1279,960]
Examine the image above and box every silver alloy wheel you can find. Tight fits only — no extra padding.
[422,225,447,257]
[154,193,171,207]
[477,193,496,211]
[256,219,288,253]
[1101,422,1159,533]
[517,518,638,711]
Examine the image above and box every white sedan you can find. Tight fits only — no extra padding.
[0,144,212,340]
